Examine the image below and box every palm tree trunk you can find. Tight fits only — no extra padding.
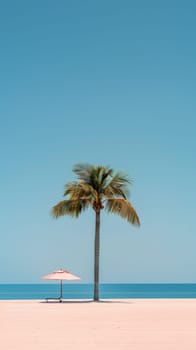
[94,210,100,301]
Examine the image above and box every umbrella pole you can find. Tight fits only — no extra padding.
[60,280,63,300]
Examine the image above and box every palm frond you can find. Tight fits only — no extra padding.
[106,198,140,226]
[104,172,131,199]
[72,163,94,182]
[99,167,113,188]
[64,182,98,202]
[52,199,90,218]
[89,166,102,191]
[104,186,127,199]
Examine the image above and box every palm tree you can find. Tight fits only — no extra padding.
[52,164,140,301]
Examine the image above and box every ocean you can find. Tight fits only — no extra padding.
[0,284,196,300]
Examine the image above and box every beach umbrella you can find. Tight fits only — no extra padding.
[42,269,80,301]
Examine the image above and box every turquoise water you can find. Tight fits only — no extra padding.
[0,284,196,299]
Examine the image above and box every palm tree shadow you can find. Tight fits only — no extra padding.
[98,300,134,304]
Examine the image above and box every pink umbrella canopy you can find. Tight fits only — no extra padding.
[42,269,80,301]
[42,269,80,281]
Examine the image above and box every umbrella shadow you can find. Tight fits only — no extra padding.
[40,299,93,304]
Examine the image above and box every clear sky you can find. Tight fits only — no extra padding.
[0,0,196,283]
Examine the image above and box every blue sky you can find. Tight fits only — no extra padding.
[0,0,196,283]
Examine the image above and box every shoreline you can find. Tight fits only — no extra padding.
[1,299,196,349]
[0,297,196,301]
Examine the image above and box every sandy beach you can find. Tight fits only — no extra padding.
[1,299,196,349]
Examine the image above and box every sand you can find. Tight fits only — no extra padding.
[1,299,196,349]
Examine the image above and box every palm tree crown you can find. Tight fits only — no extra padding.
[52,164,140,301]
[52,163,140,225]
